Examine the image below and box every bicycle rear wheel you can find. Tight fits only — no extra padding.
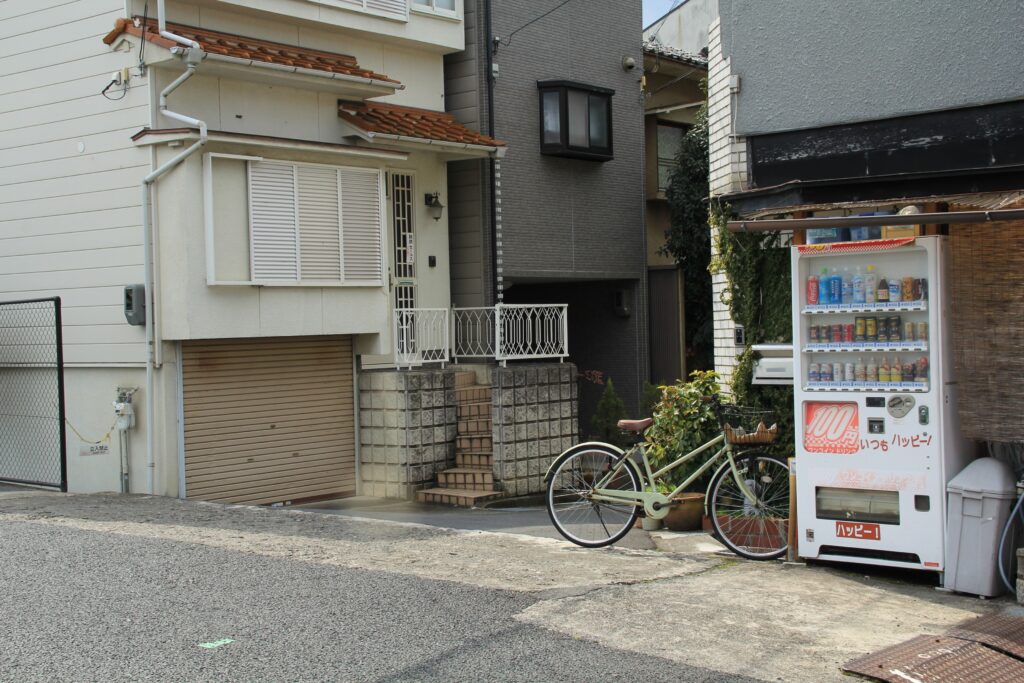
[708,453,789,560]
[546,445,641,548]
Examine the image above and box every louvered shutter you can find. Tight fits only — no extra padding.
[249,162,298,281]
[297,165,342,281]
[339,168,384,283]
[367,0,407,18]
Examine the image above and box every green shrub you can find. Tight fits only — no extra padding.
[644,370,722,489]
[590,378,629,448]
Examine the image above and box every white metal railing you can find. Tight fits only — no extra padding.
[393,308,449,369]
[452,304,568,365]
[394,304,569,368]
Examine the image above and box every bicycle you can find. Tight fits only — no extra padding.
[544,397,791,560]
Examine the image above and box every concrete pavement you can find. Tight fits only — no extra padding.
[0,490,1013,682]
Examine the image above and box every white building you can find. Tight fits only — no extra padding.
[0,0,502,502]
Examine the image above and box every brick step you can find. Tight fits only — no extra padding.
[456,435,492,452]
[457,418,492,435]
[455,386,491,404]
[456,452,493,468]
[454,372,478,388]
[437,467,494,491]
[416,487,502,508]
[458,401,492,419]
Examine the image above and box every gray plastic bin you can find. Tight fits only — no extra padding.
[944,458,1018,596]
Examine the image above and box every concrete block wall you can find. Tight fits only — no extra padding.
[358,369,457,499]
[491,363,578,497]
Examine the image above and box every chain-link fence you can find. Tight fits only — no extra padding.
[0,298,66,490]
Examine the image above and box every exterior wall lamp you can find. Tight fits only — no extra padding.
[425,192,445,221]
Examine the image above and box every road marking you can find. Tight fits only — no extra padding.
[198,638,234,649]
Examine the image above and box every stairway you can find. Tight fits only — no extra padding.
[416,372,502,507]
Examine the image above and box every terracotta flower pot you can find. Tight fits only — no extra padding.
[663,493,705,531]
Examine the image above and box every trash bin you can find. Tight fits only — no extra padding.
[944,457,1018,596]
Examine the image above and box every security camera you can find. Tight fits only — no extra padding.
[622,56,637,71]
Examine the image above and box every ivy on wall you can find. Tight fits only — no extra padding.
[709,204,795,458]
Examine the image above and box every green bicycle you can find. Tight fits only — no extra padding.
[544,399,790,560]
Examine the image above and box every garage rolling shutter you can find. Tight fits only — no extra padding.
[182,336,355,505]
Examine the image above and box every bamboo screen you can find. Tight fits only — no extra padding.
[949,220,1024,442]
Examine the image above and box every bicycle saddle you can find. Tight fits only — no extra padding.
[616,418,653,433]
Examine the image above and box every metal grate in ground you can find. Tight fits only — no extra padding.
[843,634,1024,682]
[946,613,1024,661]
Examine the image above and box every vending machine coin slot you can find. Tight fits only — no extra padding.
[887,395,915,419]
[868,418,885,434]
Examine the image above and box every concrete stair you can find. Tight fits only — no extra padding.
[417,372,501,507]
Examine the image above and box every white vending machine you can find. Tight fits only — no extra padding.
[792,235,971,571]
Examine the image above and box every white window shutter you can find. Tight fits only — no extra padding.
[366,0,407,18]
[249,162,298,281]
[339,168,384,283]
[297,165,342,281]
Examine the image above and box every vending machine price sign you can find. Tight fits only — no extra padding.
[804,402,860,454]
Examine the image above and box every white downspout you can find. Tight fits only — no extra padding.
[141,4,206,494]
[156,0,200,50]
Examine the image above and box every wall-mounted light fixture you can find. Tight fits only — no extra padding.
[425,192,445,221]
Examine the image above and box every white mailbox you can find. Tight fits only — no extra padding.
[751,343,794,385]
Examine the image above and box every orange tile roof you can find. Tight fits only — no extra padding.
[338,102,505,148]
[103,17,398,84]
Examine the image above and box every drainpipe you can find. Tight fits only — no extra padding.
[156,0,200,50]
[140,12,206,495]
[484,0,500,305]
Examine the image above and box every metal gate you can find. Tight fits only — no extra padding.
[0,297,67,491]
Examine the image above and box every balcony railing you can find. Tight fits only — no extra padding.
[393,308,449,369]
[394,304,569,368]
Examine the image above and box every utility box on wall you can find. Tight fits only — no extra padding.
[123,284,145,326]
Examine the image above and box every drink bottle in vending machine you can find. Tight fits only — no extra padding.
[791,236,970,572]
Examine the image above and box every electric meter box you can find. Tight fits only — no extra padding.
[944,457,1018,597]
[124,284,145,326]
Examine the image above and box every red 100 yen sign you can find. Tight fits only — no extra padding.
[804,402,860,454]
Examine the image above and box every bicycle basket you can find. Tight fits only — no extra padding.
[718,404,778,445]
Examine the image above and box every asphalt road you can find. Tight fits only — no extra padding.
[0,493,748,683]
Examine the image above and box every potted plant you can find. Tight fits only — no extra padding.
[644,371,722,532]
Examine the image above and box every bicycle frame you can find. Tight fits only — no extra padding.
[589,434,761,519]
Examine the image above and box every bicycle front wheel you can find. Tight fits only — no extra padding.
[546,445,641,547]
[708,453,790,560]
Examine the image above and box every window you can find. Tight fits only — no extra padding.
[537,80,614,161]
[309,1,407,22]
[657,124,688,193]
[248,160,384,285]
[412,0,456,14]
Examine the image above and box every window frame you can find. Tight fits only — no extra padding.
[537,80,615,161]
[203,154,387,288]
[410,0,459,19]
[306,0,409,23]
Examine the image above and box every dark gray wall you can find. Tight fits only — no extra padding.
[719,0,1024,135]
[445,0,650,416]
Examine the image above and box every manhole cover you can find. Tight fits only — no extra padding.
[843,634,1024,682]
[947,613,1024,661]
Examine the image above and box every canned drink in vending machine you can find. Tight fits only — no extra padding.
[888,315,902,342]
[809,325,819,343]
[844,362,855,381]
[918,277,928,301]
[808,363,820,383]
[854,317,866,341]
[865,317,878,341]
[917,322,928,342]
[904,321,916,342]
[843,323,855,343]
[831,324,843,344]
[832,362,843,382]
[820,363,833,382]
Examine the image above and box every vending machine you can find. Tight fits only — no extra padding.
[791,235,971,571]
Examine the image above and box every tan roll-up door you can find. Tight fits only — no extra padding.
[182,336,355,504]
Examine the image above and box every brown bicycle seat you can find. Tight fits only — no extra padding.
[617,418,653,433]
